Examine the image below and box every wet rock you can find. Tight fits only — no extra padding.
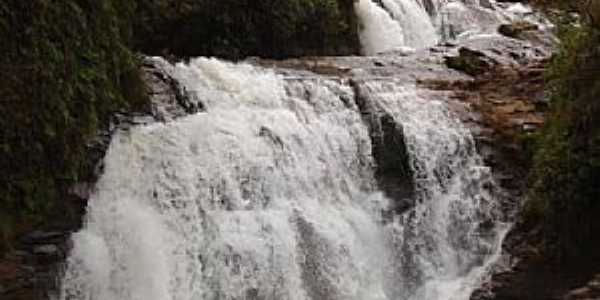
[479,0,494,9]
[68,182,93,201]
[33,245,59,257]
[560,274,600,299]
[578,0,600,29]
[496,101,535,114]
[445,47,498,76]
[141,57,201,121]
[20,231,65,246]
[565,287,594,299]
[498,21,539,39]
[350,80,414,215]
[589,280,600,292]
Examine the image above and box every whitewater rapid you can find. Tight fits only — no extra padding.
[58,56,508,300]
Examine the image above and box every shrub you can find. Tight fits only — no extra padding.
[525,20,600,260]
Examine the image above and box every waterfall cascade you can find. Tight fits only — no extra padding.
[58,57,509,300]
[354,0,541,54]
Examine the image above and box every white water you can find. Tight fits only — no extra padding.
[380,0,439,48]
[359,82,509,300]
[355,0,407,55]
[354,0,544,53]
[59,58,508,300]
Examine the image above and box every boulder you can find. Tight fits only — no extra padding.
[498,21,539,39]
[33,245,60,257]
[445,47,498,76]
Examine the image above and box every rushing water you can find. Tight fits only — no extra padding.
[356,82,508,300]
[354,0,540,54]
[58,56,508,300]
[56,0,532,298]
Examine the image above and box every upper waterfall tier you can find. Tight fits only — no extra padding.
[355,0,546,54]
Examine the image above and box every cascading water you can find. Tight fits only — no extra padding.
[357,82,509,300]
[58,57,509,300]
[354,0,542,53]
[354,0,438,54]
[379,0,438,48]
[354,0,407,55]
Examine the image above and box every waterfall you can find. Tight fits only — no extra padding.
[58,57,508,300]
[379,0,438,48]
[354,0,438,54]
[357,82,509,300]
[354,0,406,55]
[352,0,439,53]
[354,0,537,53]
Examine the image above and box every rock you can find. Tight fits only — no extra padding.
[20,231,65,246]
[445,47,498,76]
[479,0,493,9]
[69,182,93,200]
[578,0,600,29]
[498,21,539,40]
[13,251,29,257]
[33,245,59,257]
[522,124,538,132]
[350,80,414,215]
[496,101,535,114]
[522,114,545,125]
[141,57,201,121]
[565,287,594,299]
[588,279,600,291]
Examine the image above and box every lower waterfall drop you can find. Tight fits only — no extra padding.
[359,82,509,300]
[58,58,508,300]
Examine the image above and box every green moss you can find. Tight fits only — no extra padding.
[0,0,148,251]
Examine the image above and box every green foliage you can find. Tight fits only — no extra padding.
[0,0,148,251]
[526,22,600,260]
[133,0,360,59]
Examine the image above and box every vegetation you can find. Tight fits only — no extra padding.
[0,0,148,251]
[525,2,600,260]
[133,0,360,59]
